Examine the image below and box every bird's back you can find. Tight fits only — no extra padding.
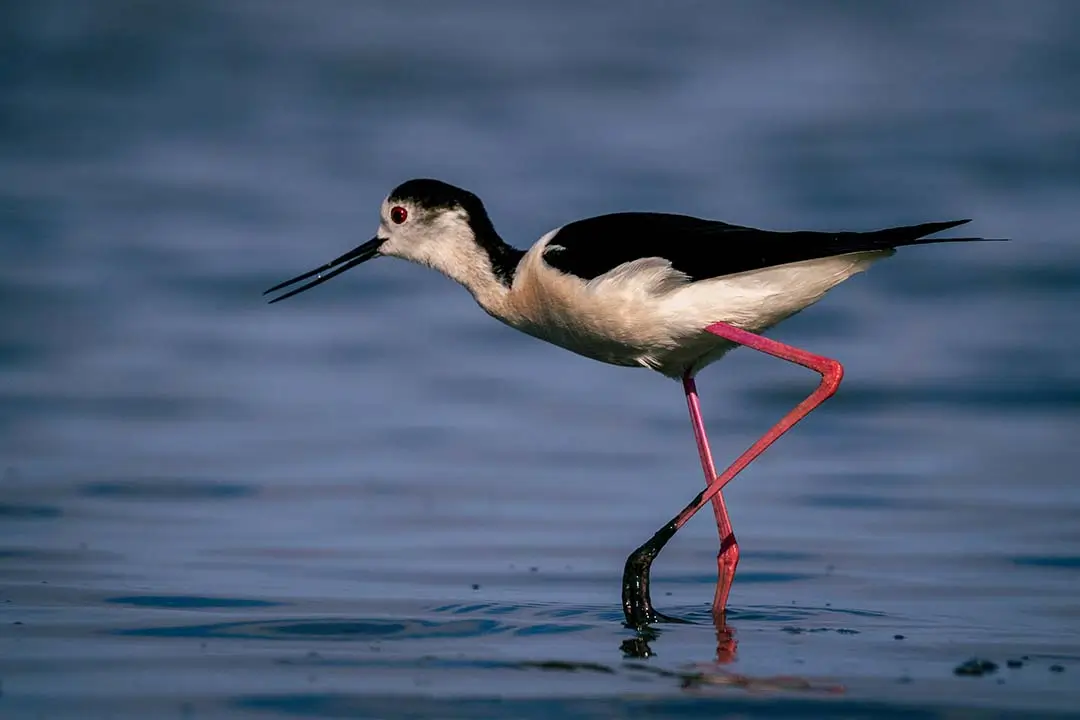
[542,213,981,283]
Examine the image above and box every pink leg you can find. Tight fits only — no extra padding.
[683,375,740,619]
[622,321,843,627]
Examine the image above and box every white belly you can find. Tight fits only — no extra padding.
[502,249,890,378]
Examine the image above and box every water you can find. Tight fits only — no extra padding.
[2,1,1079,717]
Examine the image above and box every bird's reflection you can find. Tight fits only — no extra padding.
[713,612,738,663]
[619,608,843,695]
[620,610,737,663]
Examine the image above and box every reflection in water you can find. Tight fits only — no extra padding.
[676,667,844,695]
[621,609,738,665]
[713,616,738,665]
[115,616,511,642]
[106,607,849,695]
[623,614,844,694]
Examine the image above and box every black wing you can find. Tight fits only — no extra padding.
[542,212,991,282]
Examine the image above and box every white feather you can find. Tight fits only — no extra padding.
[498,234,889,378]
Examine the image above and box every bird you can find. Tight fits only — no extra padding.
[264,178,1001,628]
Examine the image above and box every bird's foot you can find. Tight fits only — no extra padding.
[623,588,686,628]
[621,520,689,628]
[711,536,740,617]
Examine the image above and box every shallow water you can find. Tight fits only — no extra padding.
[2,1,1079,717]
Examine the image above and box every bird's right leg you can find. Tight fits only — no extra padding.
[683,375,740,620]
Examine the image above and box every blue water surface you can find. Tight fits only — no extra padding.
[1,2,1079,717]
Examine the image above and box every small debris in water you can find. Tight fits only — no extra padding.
[783,626,859,636]
[517,660,615,674]
[1050,664,1065,673]
[529,566,538,572]
[1006,659,1023,668]
[954,658,998,677]
[894,634,905,640]
[471,583,480,590]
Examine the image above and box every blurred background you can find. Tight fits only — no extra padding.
[1,1,1078,717]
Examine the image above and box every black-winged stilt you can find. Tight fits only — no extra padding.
[265,178,1000,628]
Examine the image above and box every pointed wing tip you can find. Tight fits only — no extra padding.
[937,220,1014,243]
[936,220,1015,242]
[922,218,973,236]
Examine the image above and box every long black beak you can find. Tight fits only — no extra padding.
[263,237,384,303]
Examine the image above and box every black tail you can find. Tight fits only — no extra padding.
[864,219,1007,249]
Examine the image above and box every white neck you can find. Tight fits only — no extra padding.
[385,216,516,318]
[436,241,514,317]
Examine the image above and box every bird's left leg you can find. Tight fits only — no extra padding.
[683,374,740,619]
[622,321,843,628]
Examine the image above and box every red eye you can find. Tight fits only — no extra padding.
[390,206,408,224]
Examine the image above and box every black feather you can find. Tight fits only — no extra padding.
[542,213,995,282]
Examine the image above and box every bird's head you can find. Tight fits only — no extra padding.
[264,178,499,303]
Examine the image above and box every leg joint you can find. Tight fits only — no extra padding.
[818,357,844,394]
